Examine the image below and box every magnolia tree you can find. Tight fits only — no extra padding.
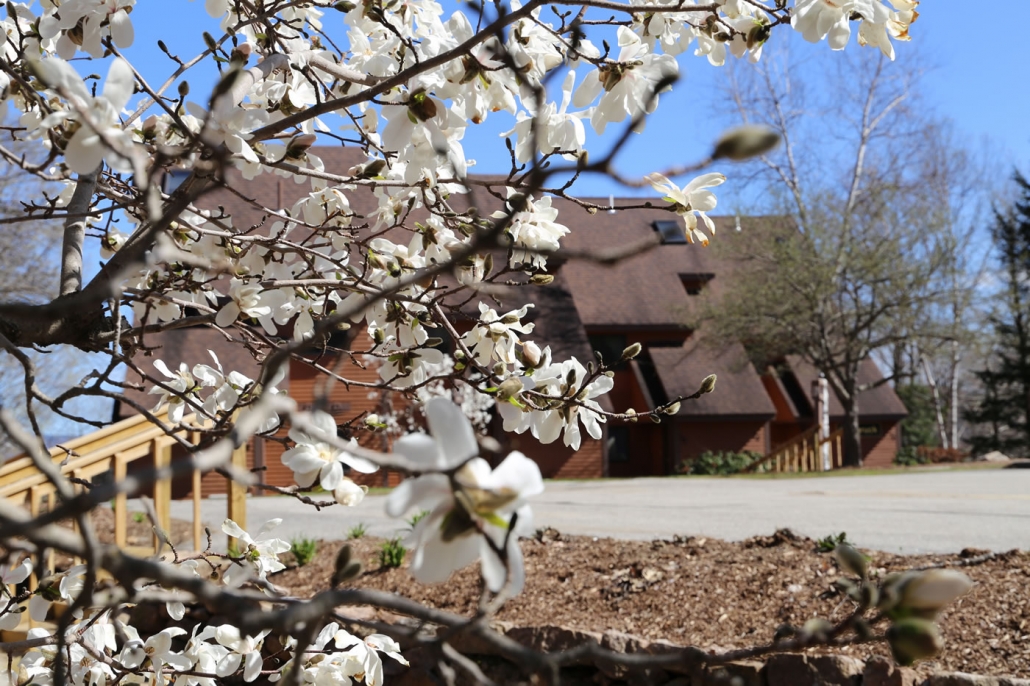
[0,0,975,683]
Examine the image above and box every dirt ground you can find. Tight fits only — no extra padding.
[272,528,1030,679]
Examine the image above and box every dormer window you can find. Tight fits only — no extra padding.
[680,273,714,295]
[163,168,191,193]
[653,220,686,244]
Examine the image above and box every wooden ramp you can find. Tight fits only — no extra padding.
[1,410,248,640]
[744,425,845,474]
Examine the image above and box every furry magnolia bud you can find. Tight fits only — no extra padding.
[834,543,869,579]
[898,569,974,614]
[712,125,781,161]
[496,377,524,402]
[887,618,943,666]
[697,374,717,395]
[620,342,642,361]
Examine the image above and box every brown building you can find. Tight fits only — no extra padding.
[115,148,907,492]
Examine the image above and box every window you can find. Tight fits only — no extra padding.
[607,425,630,463]
[163,168,191,193]
[653,220,686,244]
[588,333,628,369]
[679,273,714,295]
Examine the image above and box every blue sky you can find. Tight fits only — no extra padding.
[125,0,1030,202]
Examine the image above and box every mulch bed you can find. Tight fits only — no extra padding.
[271,528,1030,679]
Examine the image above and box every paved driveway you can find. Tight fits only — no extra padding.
[170,467,1030,554]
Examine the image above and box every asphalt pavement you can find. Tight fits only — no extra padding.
[169,466,1030,554]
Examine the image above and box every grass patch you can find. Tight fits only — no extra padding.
[378,537,406,568]
[290,537,318,566]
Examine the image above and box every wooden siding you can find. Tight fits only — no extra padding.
[675,421,769,469]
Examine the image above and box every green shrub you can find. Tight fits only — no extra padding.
[817,531,849,553]
[290,537,318,567]
[894,446,928,467]
[346,522,369,539]
[378,537,406,568]
[679,450,764,475]
[132,512,146,524]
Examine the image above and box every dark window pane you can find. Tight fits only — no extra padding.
[653,220,686,244]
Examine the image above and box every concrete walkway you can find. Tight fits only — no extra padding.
[169,467,1030,555]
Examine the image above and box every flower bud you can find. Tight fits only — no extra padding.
[333,479,368,507]
[331,543,363,586]
[625,408,637,423]
[496,377,524,402]
[287,133,317,158]
[663,401,681,415]
[530,274,554,286]
[800,618,833,642]
[887,618,943,666]
[522,341,542,368]
[620,342,642,361]
[697,374,717,395]
[834,543,869,579]
[897,569,973,613]
[712,125,781,161]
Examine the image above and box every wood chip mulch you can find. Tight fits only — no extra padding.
[272,528,1030,679]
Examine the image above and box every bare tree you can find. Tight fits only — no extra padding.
[700,48,962,467]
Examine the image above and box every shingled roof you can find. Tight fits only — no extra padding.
[120,148,904,427]
[650,338,776,420]
[786,356,908,421]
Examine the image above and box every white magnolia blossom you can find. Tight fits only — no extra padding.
[462,303,535,366]
[792,0,918,59]
[573,27,679,134]
[497,191,571,270]
[31,56,138,173]
[386,398,544,594]
[645,171,726,245]
[221,518,291,585]
[281,410,380,490]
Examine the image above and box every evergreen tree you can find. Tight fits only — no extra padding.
[965,172,1030,457]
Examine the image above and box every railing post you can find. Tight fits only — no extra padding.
[226,440,248,551]
[113,454,127,549]
[152,439,172,552]
[192,468,203,552]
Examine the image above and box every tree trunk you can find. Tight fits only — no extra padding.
[841,396,863,468]
[920,353,949,449]
[949,340,960,450]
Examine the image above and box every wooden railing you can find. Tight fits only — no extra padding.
[1,409,248,585]
[744,425,844,474]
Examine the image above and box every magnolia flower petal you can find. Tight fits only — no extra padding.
[64,126,105,174]
[392,432,441,468]
[244,651,263,682]
[103,57,135,113]
[481,451,544,499]
[109,10,134,48]
[425,397,478,468]
[385,473,450,518]
[167,601,186,621]
[410,525,480,584]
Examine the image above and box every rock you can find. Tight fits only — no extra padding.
[766,653,862,686]
[981,451,1010,462]
[505,625,603,660]
[704,660,764,686]
[926,674,1030,686]
[864,656,920,686]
